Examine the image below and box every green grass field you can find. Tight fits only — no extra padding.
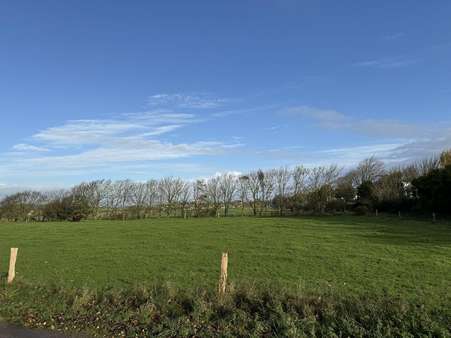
[1,216,450,304]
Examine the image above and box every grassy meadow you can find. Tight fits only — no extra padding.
[1,215,450,336]
[1,215,450,304]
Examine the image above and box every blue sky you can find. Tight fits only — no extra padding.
[1,0,451,191]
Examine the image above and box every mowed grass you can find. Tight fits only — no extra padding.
[1,216,450,304]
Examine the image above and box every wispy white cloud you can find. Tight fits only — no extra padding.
[354,57,417,69]
[33,112,198,147]
[212,104,280,118]
[0,109,241,181]
[148,93,226,109]
[2,92,449,188]
[6,141,232,172]
[124,111,198,123]
[317,143,405,165]
[34,119,142,146]
[383,32,405,40]
[279,105,451,166]
[284,105,439,139]
[318,137,451,167]
[253,141,441,169]
[384,136,451,162]
[12,143,49,152]
[140,124,183,136]
[265,125,282,132]
[252,143,404,169]
[286,106,347,129]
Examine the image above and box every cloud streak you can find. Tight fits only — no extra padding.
[383,32,405,40]
[7,141,234,171]
[354,57,417,69]
[0,109,241,181]
[284,105,440,139]
[148,93,227,109]
[281,105,451,165]
[12,143,50,152]
[254,143,404,168]
[2,94,450,189]
[33,112,198,146]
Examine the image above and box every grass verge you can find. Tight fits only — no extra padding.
[1,282,450,337]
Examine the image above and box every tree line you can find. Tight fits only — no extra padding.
[1,150,451,222]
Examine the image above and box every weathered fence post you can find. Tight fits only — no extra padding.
[398,211,401,218]
[218,252,228,296]
[375,209,378,217]
[432,212,436,223]
[7,248,18,284]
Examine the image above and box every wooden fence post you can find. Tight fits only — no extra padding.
[7,248,18,284]
[218,252,228,296]
[375,209,378,217]
[432,212,436,223]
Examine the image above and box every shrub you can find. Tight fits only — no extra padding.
[353,204,370,215]
[325,199,346,213]
[357,181,377,210]
[42,195,90,221]
[412,165,451,214]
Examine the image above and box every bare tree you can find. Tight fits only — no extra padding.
[307,165,341,213]
[4,147,451,222]
[293,166,309,196]
[395,156,440,184]
[258,170,275,215]
[219,173,238,216]
[179,181,192,217]
[246,172,260,216]
[72,180,109,218]
[352,157,385,186]
[193,179,207,217]
[0,190,45,221]
[102,180,121,216]
[415,155,440,175]
[274,167,292,216]
[440,149,451,168]
[130,182,148,218]
[119,180,134,209]
[144,179,159,215]
[238,175,249,216]
[159,177,185,216]
[374,169,405,202]
[308,165,341,191]
[335,172,356,204]
[113,180,134,219]
[205,176,221,215]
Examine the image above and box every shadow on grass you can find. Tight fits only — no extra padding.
[285,215,451,246]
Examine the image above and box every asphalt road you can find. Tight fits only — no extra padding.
[0,324,75,338]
